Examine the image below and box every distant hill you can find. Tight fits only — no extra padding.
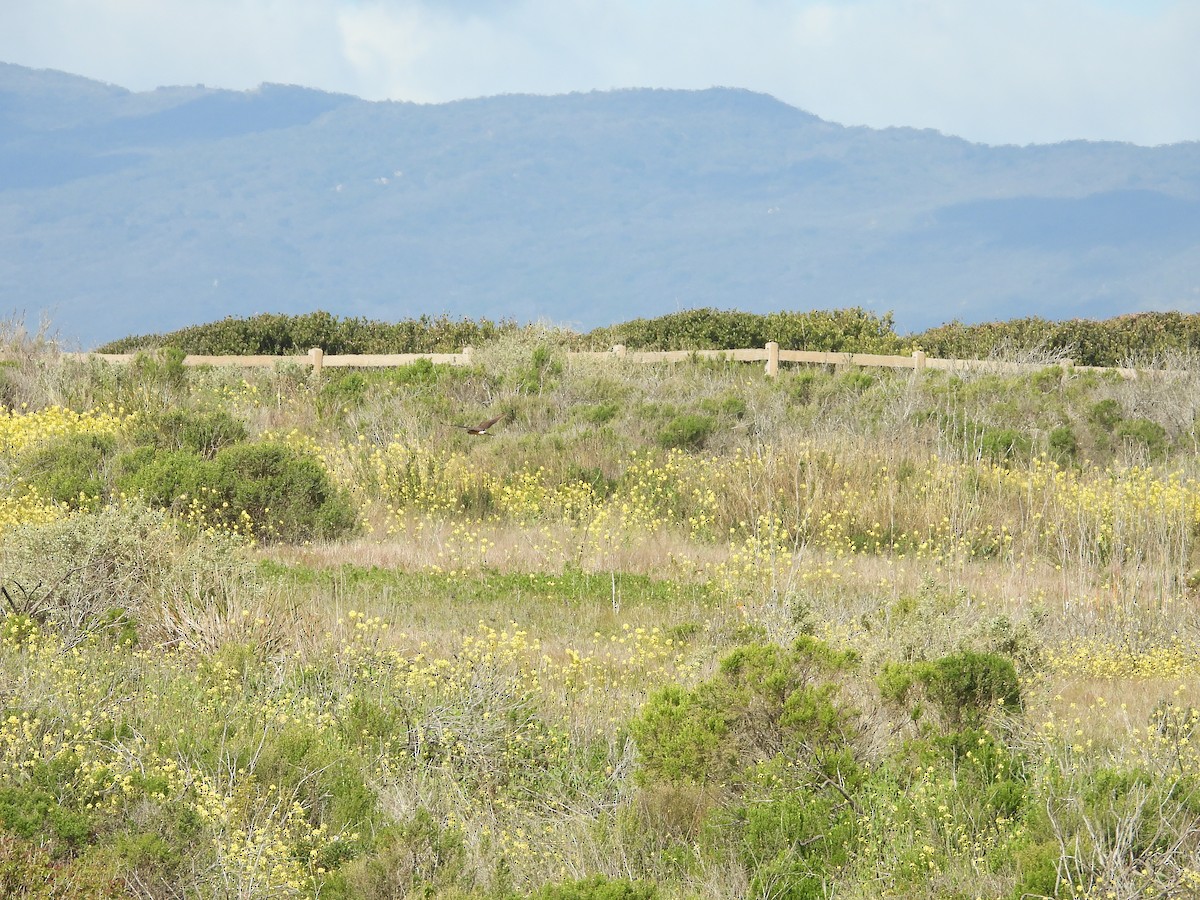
[2,62,1199,349]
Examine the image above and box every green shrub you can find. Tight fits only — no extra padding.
[1030,366,1065,393]
[116,441,355,542]
[184,716,378,856]
[631,640,862,895]
[179,408,246,456]
[1088,398,1122,430]
[111,830,190,897]
[130,407,247,457]
[115,447,210,508]
[1011,840,1064,899]
[657,414,715,450]
[387,356,455,386]
[321,808,466,900]
[531,874,658,900]
[785,370,820,404]
[910,312,1200,367]
[864,728,1032,896]
[18,432,116,506]
[882,649,1021,729]
[633,639,860,785]
[0,780,92,849]
[979,427,1030,464]
[700,393,748,418]
[0,832,124,899]
[838,369,876,394]
[630,684,728,784]
[593,307,901,353]
[156,345,189,379]
[1048,424,1078,461]
[210,441,357,542]
[726,765,858,899]
[1115,417,1168,458]
[318,372,370,418]
[581,401,620,425]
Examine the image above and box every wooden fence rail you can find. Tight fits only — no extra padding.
[18,343,1163,379]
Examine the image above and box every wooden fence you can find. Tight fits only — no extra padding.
[36,343,1159,379]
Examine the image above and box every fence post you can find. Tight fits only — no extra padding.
[912,349,926,372]
[461,346,474,366]
[765,341,780,378]
[1060,358,1073,373]
[612,344,627,359]
[308,347,324,377]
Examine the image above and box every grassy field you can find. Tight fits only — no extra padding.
[3,326,1200,899]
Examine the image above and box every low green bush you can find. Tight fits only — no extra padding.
[838,369,876,394]
[129,346,188,394]
[631,639,860,787]
[1088,398,1122,430]
[1048,424,1078,461]
[1116,417,1169,458]
[531,874,658,900]
[1011,840,1064,899]
[880,649,1022,729]
[581,401,620,425]
[657,414,715,450]
[115,446,208,508]
[387,357,453,386]
[0,779,92,850]
[593,307,902,353]
[318,371,370,418]
[928,650,1023,726]
[18,432,115,507]
[910,311,1200,367]
[0,832,124,899]
[785,369,821,404]
[320,809,467,899]
[116,440,356,543]
[980,427,1031,464]
[130,407,247,457]
[211,441,356,542]
[631,639,862,899]
[700,393,747,418]
[517,344,564,395]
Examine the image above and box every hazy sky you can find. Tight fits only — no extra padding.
[2,0,1196,146]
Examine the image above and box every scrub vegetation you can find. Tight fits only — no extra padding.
[6,310,1200,898]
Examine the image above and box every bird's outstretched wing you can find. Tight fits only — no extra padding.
[449,413,506,435]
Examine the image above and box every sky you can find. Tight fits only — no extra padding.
[1,0,1197,147]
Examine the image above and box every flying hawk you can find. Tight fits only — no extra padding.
[451,413,506,435]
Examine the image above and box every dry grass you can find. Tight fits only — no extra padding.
[274,521,726,579]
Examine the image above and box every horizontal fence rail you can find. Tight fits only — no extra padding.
[11,343,1166,379]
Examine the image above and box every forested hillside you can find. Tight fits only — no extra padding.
[4,61,1199,347]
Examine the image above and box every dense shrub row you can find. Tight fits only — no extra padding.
[913,311,1200,367]
[97,308,1200,366]
[97,311,519,355]
[586,307,904,353]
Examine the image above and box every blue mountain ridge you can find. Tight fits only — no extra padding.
[2,62,1198,348]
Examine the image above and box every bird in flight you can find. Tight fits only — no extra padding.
[451,413,506,435]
